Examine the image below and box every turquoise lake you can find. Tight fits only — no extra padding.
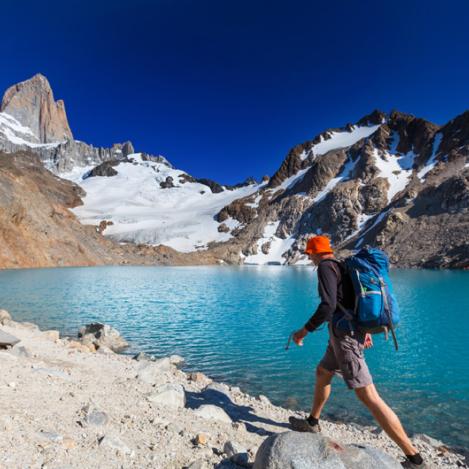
[0,266,468,449]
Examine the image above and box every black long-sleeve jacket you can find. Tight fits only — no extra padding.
[304,259,355,332]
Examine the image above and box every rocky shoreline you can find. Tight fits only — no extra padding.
[0,311,466,468]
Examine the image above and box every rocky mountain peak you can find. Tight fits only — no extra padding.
[1,73,73,143]
[356,109,387,126]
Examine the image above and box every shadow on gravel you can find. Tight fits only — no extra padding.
[186,387,289,436]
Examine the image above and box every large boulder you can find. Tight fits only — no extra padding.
[253,432,401,469]
[78,323,128,352]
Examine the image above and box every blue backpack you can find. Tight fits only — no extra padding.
[333,247,400,350]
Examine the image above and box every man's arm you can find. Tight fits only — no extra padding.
[304,261,338,332]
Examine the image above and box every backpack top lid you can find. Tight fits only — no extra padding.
[349,247,390,276]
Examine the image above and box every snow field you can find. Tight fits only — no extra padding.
[67,154,261,252]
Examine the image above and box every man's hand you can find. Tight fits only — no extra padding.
[293,327,308,346]
[364,333,373,349]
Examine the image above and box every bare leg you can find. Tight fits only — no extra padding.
[310,366,334,419]
[355,384,417,456]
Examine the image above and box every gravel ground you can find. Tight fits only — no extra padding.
[0,318,466,469]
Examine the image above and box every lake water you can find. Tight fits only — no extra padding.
[0,266,468,449]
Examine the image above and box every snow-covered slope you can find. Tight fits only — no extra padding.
[65,154,262,252]
[300,124,381,160]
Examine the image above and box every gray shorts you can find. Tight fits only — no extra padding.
[318,323,373,390]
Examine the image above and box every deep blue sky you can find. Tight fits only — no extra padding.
[1,0,468,184]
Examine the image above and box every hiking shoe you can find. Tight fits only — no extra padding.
[288,416,321,433]
[401,459,429,468]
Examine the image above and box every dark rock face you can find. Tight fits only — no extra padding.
[217,198,257,224]
[1,73,73,143]
[212,109,469,268]
[84,160,122,178]
[178,174,224,193]
[160,176,175,189]
[268,143,310,188]
[196,178,224,193]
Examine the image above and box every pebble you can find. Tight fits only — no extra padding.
[39,431,63,443]
[194,433,208,446]
[85,410,109,426]
[62,437,77,449]
[98,435,133,456]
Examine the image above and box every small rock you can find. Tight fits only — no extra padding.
[147,383,186,409]
[137,358,172,385]
[39,431,63,443]
[98,435,132,455]
[10,344,31,358]
[193,405,232,424]
[224,440,249,466]
[0,330,20,347]
[194,433,209,446]
[0,309,12,325]
[85,409,109,426]
[7,382,16,388]
[62,437,76,449]
[169,354,185,367]
[43,330,60,341]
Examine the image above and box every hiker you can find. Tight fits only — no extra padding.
[288,235,426,468]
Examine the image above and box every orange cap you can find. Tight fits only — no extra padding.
[304,235,333,255]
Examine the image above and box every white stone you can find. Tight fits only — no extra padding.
[147,384,186,409]
[137,358,172,385]
[193,405,232,424]
[169,354,185,366]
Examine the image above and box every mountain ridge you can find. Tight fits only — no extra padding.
[0,74,467,268]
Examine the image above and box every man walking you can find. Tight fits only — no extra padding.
[289,235,426,468]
